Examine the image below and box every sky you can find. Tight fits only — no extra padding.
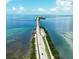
[7,0,73,15]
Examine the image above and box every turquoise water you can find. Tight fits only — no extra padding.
[6,15,73,59]
[41,16,73,59]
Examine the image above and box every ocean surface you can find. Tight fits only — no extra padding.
[6,14,73,59]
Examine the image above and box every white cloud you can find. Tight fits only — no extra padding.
[10,0,72,15]
[50,7,58,12]
[19,6,25,11]
[12,7,16,11]
[11,6,26,14]
[17,6,26,14]
[56,0,73,11]
[31,8,47,14]
[31,8,46,12]
[32,9,36,12]
[18,6,26,14]
[37,8,46,12]
[47,0,73,15]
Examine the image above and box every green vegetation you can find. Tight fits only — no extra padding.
[30,32,36,59]
[22,31,36,59]
[40,26,60,59]
[43,37,51,59]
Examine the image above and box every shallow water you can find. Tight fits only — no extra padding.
[6,15,73,59]
[41,16,73,59]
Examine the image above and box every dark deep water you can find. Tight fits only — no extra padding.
[6,15,73,59]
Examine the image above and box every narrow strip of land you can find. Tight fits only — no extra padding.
[34,17,54,59]
[40,28,54,59]
[35,17,48,59]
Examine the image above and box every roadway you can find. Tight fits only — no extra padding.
[35,18,48,59]
[35,17,54,59]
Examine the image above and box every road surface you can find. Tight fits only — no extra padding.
[35,17,54,59]
[35,17,48,59]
